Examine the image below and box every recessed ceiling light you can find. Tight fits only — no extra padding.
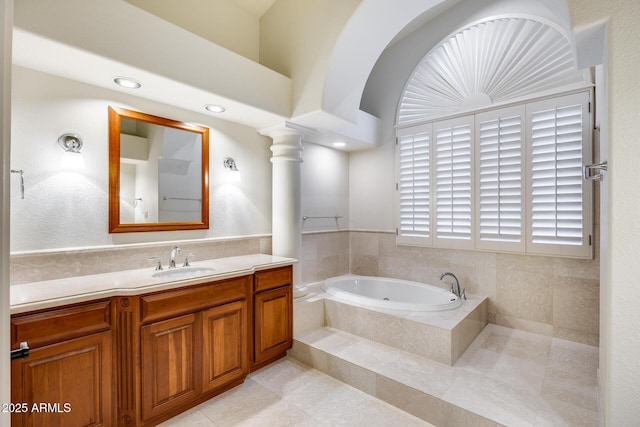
[204,104,226,113]
[332,141,347,148]
[113,77,142,89]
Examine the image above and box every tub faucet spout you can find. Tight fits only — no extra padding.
[440,272,466,299]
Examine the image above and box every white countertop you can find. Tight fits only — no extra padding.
[10,254,297,315]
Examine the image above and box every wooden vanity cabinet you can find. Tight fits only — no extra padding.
[10,265,292,427]
[10,300,113,427]
[135,276,250,425]
[252,266,293,370]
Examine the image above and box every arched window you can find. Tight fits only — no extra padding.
[395,18,593,258]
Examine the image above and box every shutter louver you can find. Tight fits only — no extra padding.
[478,113,523,244]
[398,132,430,239]
[435,120,472,244]
[530,103,584,246]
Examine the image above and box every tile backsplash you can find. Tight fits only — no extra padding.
[10,235,272,285]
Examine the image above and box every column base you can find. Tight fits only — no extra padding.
[293,285,309,299]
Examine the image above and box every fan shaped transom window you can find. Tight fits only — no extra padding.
[397,17,587,126]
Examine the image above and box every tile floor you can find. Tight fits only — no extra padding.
[294,324,600,426]
[160,323,599,427]
[447,324,600,426]
[158,357,433,427]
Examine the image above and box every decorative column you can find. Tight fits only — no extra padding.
[263,123,309,298]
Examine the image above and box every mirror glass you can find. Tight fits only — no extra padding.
[109,106,209,233]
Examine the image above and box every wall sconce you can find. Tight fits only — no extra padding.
[58,133,85,170]
[223,157,241,183]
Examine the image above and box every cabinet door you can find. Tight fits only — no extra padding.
[254,286,292,365]
[11,331,112,427]
[202,300,248,393]
[141,313,199,421]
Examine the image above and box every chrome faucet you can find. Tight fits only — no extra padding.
[440,272,466,299]
[169,246,181,269]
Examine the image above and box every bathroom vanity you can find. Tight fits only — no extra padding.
[9,255,294,427]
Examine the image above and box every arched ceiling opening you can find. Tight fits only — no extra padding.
[321,0,575,128]
[396,16,588,125]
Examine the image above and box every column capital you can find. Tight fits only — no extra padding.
[262,121,310,164]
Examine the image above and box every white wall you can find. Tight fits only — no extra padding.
[568,1,640,425]
[10,66,273,252]
[259,0,360,117]
[125,0,261,62]
[300,142,349,232]
[0,0,11,422]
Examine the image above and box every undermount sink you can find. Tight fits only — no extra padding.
[152,267,216,280]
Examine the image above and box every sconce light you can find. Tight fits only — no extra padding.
[58,133,85,170]
[223,157,241,183]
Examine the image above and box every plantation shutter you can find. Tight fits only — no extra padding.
[395,91,592,258]
[526,92,592,257]
[476,106,525,251]
[433,117,473,248]
[396,125,432,245]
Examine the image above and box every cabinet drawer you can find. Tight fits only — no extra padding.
[11,300,112,350]
[254,266,292,293]
[141,276,250,324]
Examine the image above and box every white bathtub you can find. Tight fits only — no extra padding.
[322,275,463,312]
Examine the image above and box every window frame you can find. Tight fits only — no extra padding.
[395,90,593,259]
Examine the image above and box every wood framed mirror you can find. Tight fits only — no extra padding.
[108,106,210,233]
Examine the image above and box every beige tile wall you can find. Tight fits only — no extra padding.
[300,231,350,284]
[13,229,598,346]
[349,231,599,346]
[10,236,272,285]
[301,230,599,345]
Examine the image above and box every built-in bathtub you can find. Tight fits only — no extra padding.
[295,275,488,365]
[322,275,463,312]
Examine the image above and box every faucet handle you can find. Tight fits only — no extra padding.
[183,253,195,267]
[148,256,163,271]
